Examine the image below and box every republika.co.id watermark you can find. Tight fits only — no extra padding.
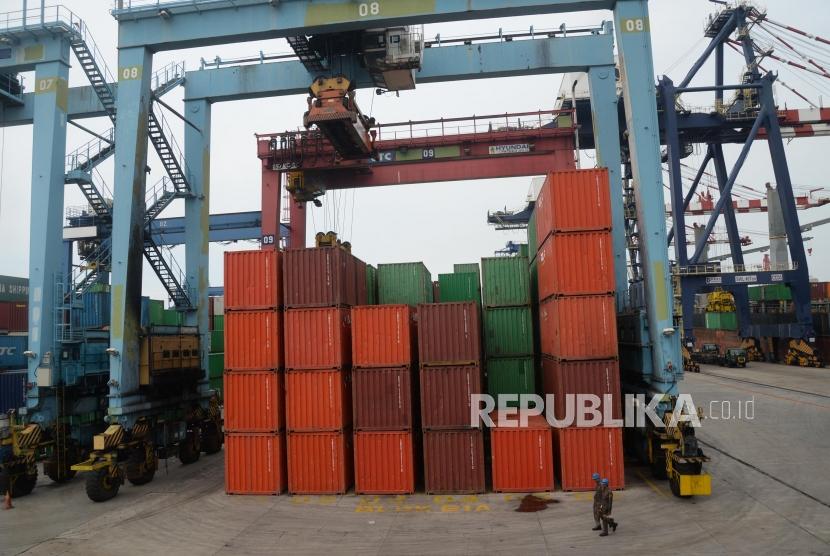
[471,393,755,428]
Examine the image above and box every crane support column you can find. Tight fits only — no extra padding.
[108,47,154,415]
[261,168,281,248]
[613,0,680,390]
[288,196,307,249]
[183,98,212,375]
[588,63,626,307]
[26,59,70,405]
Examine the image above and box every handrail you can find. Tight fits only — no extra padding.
[151,107,191,190]
[152,60,186,92]
[65,128,115,173]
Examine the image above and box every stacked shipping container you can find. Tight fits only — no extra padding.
[534,169,625,491]
[208,296,224,395]
[418,302,486,493]
[378,262,433,305]
[223,249,286,495]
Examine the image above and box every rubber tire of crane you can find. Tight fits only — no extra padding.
[10,470,38,498]
[126,445,156,486]
[85,468,121,503]
[201,424,223,455]
[650,439,668,480]
[45,461,77,484]
[178,432,201,465]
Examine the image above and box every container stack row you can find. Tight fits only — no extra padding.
[223,249,286,495]
[351,304,419,494]
[534,169,625,491]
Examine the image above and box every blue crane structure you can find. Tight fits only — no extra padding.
[0,0,692,500]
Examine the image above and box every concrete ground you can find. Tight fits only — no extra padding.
[2,362,828,555]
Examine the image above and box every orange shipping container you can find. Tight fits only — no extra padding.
[537,231,615,298]
[284,307,351,370]
[285,369,352,431]
[535,169,611,240]
[354,431,416,494]
[490,413,554,492]
[539,295,618,360]
[225,310,282,370]
[224,250,282,310]
[223,371,284,432]
[554,427,624,491]
[225,433,286,494]
[351,305,416,368]
[287,431,353,494]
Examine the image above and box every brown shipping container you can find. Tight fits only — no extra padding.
[225,310,282,371]
[285,369,352,431]
[555,426,624,491]
[354,431,417,494]
[423,429,485,494]
[541,358,622,422]
[0,302,25,332]
[224,249,282,310]
[352,367,416,430]
[810,281,830,301]
[225,433,286,494]
[224,371,284,432]
[537,231,615,298]
[418,302,481,366]
[0,302,10,331]
[535,169,611,239]
[351,305,416,368]
[287,431,353,494]
[539,295,618,360]
[283,247,361,308]
[284,307,351,370]
[490,413,554,493]
[420,365,483,429]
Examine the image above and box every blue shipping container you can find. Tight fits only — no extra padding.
[0,335,27,370]
[78,291,111,329]
[0,370,27,413]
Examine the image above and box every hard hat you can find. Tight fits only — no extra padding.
[601,478,609,486]
[592,473,600,481]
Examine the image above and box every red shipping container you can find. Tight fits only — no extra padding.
[420,365,483,429]
[418,302,481,366]
[224,250,282,310]
[285,369,352,431]
[9,304,26,332]
[539,295,618,360]
[490,413,554,492]
[283,247,362,308]
[554,426,625,491]
[0,302,10,332]
[224,371,284,432]
[225,433,286,494]
[354,431,416,494]
[284,307,351,370]
[351,305,416,368]
[287,431,353,494]
[535,169,611,240]
[537,231,615,298]
[352,367,416,430]
[541,357,622,422]
[225,310,282,371]
[423,429,485,494]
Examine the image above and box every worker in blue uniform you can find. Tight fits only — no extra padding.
[591,472,602,530]
[598,478,617,536]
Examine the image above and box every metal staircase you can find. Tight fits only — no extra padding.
[286,36,327,73]
[151,61,186,97]
[68,22,116,122]
[148,107,192,195]
[65,168,113,218]
[145,177,179,223]
[143,236,191,308]
[71,241,112,299]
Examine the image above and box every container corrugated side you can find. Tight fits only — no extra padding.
[541,357,621,422]
[285,369,352,431]
[224,249,282,310]
[287,431,353,494]
[537,231,615,298]
[527,210,538,260]
[0,302,27,332]
[225,310,282,371]
[417,302,481,366]
[352,367,416,430]
[355,259,368,305]
[485,357,536,405]
[354,431,416,494]
[0,370,26,413]
[283,247,359,308]
[366,265,378,305]
[490,413,554,492]
[284,307,351,370]
[483,307,534,357]
[210,330,224,353]
[423,429,485,494]
[539,295,618,360]
[0,335,27,370]
[225,433,286,494]
[224,371,284,432]
[554,427,624,491]
[437,273,481,305]
[535,169,611,240]
[208,353,224,379]
[351,305,415,368]
[481,257,531,307]
[377,262,433,305]
[420,365,482,429]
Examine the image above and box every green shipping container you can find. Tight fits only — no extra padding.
[705,311,737,330]
[483,306,534,357]
[366,265,378,305]
[481,256,531,308]
[517,244,529,258]
[208,353,224,379]
[529,258,539,307]
[160,309,180,326]
[486,357,536,406]
[528,210,538,260]
[764,284,792,301]
[209,377,223,396]
[377,262,433,305]
[213,315,224,331]
[748,286,763,302]
[438,272,481,304]
[147,299,165,325]
[453,263,480,280]
[210,330,224,353]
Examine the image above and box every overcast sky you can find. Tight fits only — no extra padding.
[1,0,829,303]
